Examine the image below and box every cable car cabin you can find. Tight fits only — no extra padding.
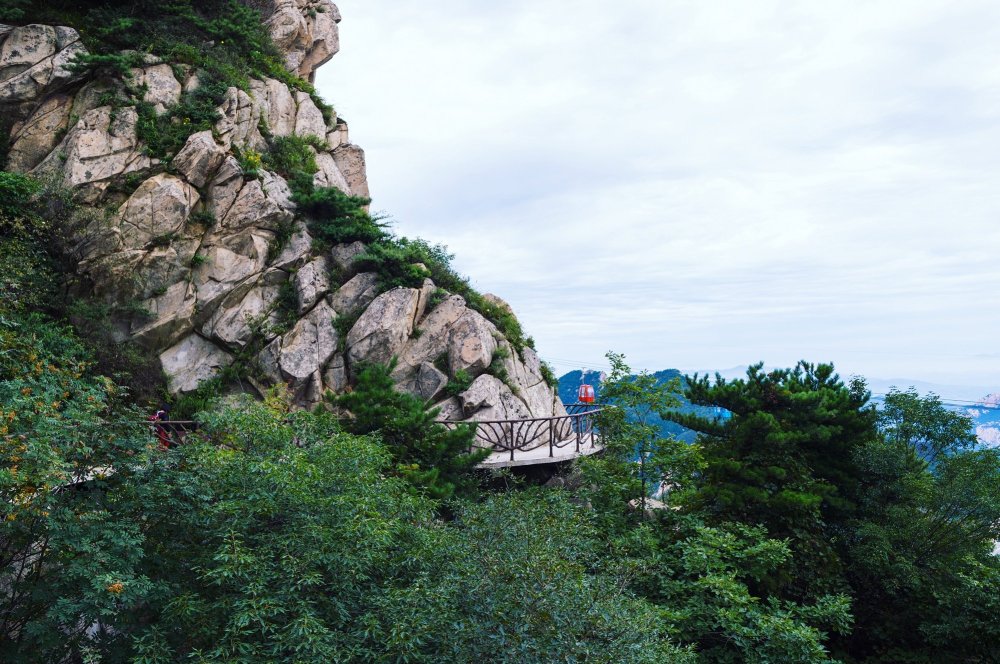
[577,384,596,404]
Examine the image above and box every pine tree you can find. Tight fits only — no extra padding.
[668,362,877,597]
[330,361,487,500]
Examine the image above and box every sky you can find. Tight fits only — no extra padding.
[315,0,1000,389]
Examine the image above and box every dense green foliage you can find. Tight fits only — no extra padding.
[644,362,1000,662]
[2,395,694,662]
[4,4,998,662]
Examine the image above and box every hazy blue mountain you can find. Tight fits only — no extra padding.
[558,369,714,443]
[561,369,1000,448]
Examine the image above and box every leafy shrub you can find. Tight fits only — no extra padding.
[233,145,263,179]
[263,134,322,191]
[0,171,43,236]
[294,185,386,246]
[443,368,473,398]
[352,241,432,291]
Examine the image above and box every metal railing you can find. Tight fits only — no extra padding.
[439,403,607,462]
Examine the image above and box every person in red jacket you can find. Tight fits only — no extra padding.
[150,406,171,450]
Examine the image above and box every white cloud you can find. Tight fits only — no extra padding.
[317,0,1000,387]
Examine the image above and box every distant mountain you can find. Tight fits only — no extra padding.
[957,394,1000,448]
[558,369,715,443]
[561,369,1000,448]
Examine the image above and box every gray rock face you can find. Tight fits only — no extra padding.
[214,86,258,150]
[328,271,379,315]
[172,131,226,187]
[132,281,196,349]
[294,90,327,138]
[346,287,420,368]
[329,241,366,271]
[313,150,349,191]
[33,106,153,201]
[265,0,341,80]
[447,309,498,378]
[131,64,181,114]
[263,300,338,401]
[7,92,73,171]
[270,222,312,270]
[293,256,331,314]
[332,144,369,199]
[117,174,199,249]
[160,333,234,394]
[217,173,294,233]
[193,231,271,316]
[399,362,449,402]
[0,24,87,103]
[458,374,532,421]
[322,353,348,393]
[203,280,283,349]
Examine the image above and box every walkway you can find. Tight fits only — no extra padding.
[439,404,607,468]
[142,406,607,469]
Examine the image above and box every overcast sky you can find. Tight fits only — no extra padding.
[316,0,1000,389]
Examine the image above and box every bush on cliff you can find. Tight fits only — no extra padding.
[329,361,487,500]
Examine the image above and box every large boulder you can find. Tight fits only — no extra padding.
[160,333,234,394]
[331,143,369,199]
[393,294,467,380]
[447,309,498,378]
[264,0,341,81]
[172,130,226,187]
[202,278,284,349]
[130,64,181,115]
[0,24,87,104]
[345,287,420,368]
[293,256,331,314]
[33,105,153,202]
[6,92,73,171]
[270,222,312,270]
[216,172,294,233]
[260,300,337,401]
[313,150,350,191]
[458,374,531,421]
[193,230,272,316]
[132,281,197,349]
[327,271,379,315]
[250,77,296,137]
[329,240,366,272]
[214,86,259,149]
[294,90,326,138]
[203,155,244,221]
[117,174,199,249]
[398,361,449,402]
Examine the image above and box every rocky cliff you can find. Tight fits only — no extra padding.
[0,1,565,423]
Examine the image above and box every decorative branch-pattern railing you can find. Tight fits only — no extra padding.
[439,404,607,462]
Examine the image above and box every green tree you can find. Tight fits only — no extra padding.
[833,388,1000,662]
[330,361,487,499]
[668,362,876,597]
[0,312,156,661]
[584,352,702,524]
[580,355,850,663]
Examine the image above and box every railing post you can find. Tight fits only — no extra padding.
[575,417,581,453]
[549,419,554,457]
[509,423,515,462]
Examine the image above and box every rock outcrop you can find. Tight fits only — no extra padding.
[0,1,564,426]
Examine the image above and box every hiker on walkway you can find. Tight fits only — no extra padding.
[150,406,171,450]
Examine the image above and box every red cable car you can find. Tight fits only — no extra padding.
[577,383,595,404]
